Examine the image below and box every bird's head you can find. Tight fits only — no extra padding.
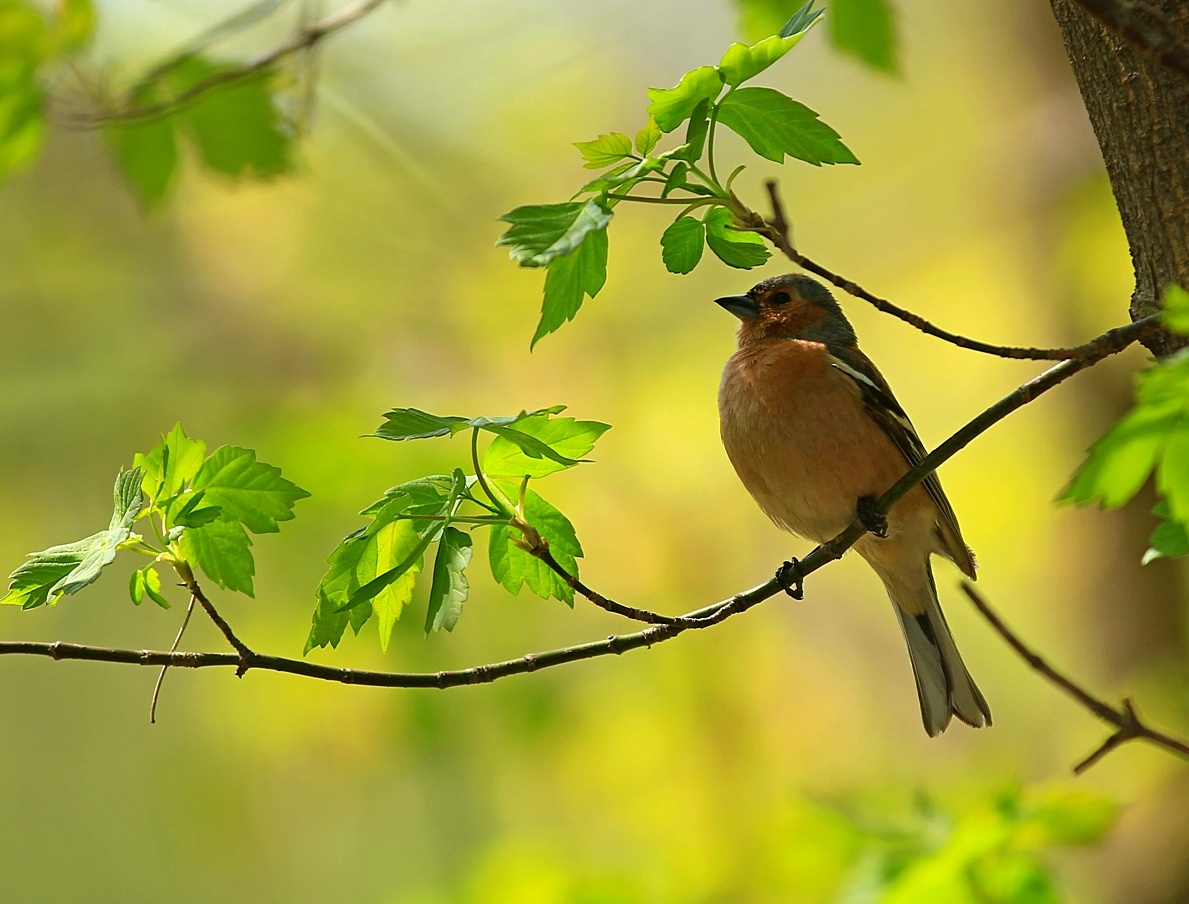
[715,274,857,348]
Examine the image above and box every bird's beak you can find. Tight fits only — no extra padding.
[714,294,760,320]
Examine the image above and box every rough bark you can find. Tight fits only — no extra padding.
[1049,0,1189,356]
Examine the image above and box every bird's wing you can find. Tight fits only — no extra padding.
[826,344,977,578]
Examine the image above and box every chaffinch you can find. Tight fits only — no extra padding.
[715,273,991,736]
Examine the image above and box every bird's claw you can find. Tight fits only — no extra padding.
[776,558,804,600]
[856,495,888,539]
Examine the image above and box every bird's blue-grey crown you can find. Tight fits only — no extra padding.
[736,273,858,346]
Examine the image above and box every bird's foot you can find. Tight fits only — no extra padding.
[856,495,888,538]
[775,558,804,600]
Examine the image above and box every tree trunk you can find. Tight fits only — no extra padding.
[1048,0,1189,356]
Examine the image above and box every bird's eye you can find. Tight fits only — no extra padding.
[771,291,791,305]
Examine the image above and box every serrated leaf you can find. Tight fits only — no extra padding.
[533,226,608,347]
[574,132,634,168]
[660,216,706,274]
[635,119,661,155]
[191,445,309,534]
[134,422,206,509]
[1063,351,1189,509]
[488,486,581,605]
[647,66,724,133]
[307,512,432,652]
[830,0,898,74]
[497,200,613,269]
[425,526,473,633]
[718,4,821,86]
[370,407,567,443]
[717,87,859,166]
[1163,284,1189,334]
[172,58,292,179]
[704,206,771,269]
[2,468,143,607]
[362,474,458,516]
[180,518,255,596]
[1143,502,1189,564]
[483,424,585,469]
[482,414,611,479]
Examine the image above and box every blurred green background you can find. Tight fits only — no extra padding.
[1,1,1188,901]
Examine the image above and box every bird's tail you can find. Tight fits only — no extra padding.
[886,562,991,736]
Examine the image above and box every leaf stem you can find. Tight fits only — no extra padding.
[471,428,511,516]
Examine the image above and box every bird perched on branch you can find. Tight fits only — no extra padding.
[715,273,991,736]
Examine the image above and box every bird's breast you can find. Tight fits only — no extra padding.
[718,339,912,542]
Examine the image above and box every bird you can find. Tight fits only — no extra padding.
[715,273,991,736]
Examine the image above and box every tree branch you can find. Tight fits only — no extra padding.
[1070,0,1189,81]
[0,317,1158,731]
[741,181,1164,360]
[961,584,1189,773]
[76,0,391,126]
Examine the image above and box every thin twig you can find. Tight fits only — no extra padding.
[173,561,255,673]
[149,595,197,723]
[962,584,1189,773]
[1070,0,1189,81]
[72,0,391,127]
[745,181,1164,361]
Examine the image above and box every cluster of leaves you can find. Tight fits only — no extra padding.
[104,57,293,209]
[306,407,609,653]
[0,0,94,179]
[0,423,308,609]
[834,786,1118,904]
[0,0,293,208]
[496,1,859,346]
[1063,285,1189,565]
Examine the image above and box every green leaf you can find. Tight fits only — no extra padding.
[718,4,822,86]
[105,109,179,209]
[497,200,613,269]
[1144,501,1189,564]
[191,445,309,534]
[716,87,859,166]
[134,422,207,508]
[307,514,430,653]
[2,467,143,607]
[1163,284,1189,334]
[180,518,255,597]
[533,226,608,347]
[129,565,170,609]
[370,407,566,443]
[1063,351,1189,509]
[647,66,724,133]
[660,216,707,274]
[830,0,898,74]
[574,132,634,169]
[704,207,771,269]
[635,119,661,156]
[362,473,458,516]
[488,485,582,605]
[482,413,611,479]
[662,161,689,197]
[682,98,711,162]
[425,526,473,633]
[171,58,292,179]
